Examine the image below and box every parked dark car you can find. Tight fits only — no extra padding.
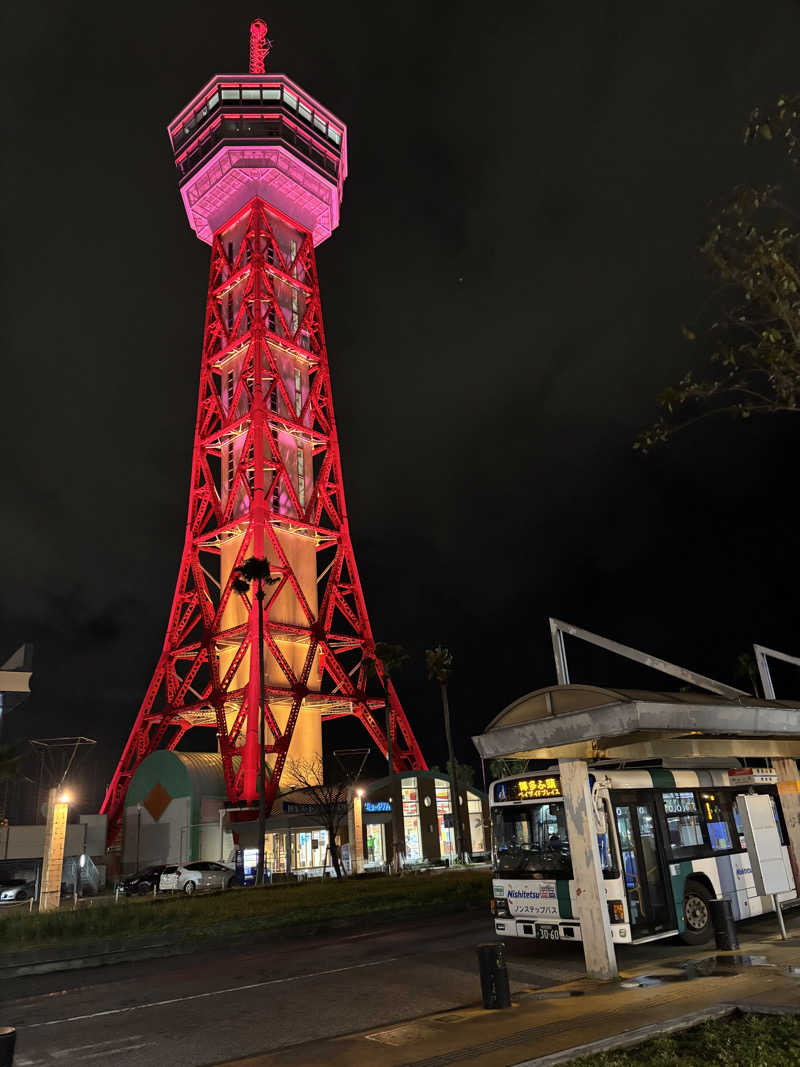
[118,865,169,895]
[0,878,36,904]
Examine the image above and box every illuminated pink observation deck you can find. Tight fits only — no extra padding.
[102,20,426,842]
[169,23,348,246]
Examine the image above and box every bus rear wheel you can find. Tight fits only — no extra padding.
[680,880,714,944]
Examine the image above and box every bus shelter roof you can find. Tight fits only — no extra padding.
[471,684,800,762]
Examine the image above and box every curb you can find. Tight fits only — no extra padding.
[508,1000,800,1067]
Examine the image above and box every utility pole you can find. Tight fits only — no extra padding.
[233,557,277,887]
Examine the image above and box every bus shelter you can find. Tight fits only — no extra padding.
[473,682,800,979]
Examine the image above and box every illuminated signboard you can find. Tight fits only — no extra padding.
[493,776,562,803]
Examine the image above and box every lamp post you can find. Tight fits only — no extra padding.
[136,801,143,873]
[233,557,278,887]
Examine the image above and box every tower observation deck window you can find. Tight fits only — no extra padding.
[283,89,298,109]
[263,87,281,100]
[221,88,239,101]
[313,115,326,133]
[327,127,341,146]
[298,102,312,122]
[242,88,260,101]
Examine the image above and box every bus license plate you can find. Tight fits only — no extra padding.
[535,924,559,940]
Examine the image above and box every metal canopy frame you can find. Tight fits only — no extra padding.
[753,644,800,701]
[549,618,746,700]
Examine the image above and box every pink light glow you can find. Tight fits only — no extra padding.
[249,19,271,74]
[179,143,342,246]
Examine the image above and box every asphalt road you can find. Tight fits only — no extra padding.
[2,909,789,1067]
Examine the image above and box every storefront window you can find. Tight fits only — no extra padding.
[467,793,485,853]
[293,828,329,870]
[365,823,386,867]
[402,777,423,862]
[264,831,287,873]
[435,778,456,860]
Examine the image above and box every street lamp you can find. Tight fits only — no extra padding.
[233,557,278,887]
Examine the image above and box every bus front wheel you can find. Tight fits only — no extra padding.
[680,880,714,944]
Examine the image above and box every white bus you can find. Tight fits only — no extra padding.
[489,763,796,945]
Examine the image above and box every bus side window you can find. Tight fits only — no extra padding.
[700,792,733,851]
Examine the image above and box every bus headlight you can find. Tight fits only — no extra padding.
[607,900,625,924]
[491,898,510,917]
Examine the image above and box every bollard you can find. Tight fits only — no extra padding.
[710,898,739,951]
[476,942,511,1009]
[0,1026,16,1067]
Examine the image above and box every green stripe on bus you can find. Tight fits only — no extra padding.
[670,860,693,930]
[556,879,574,920]
[648,768,675,789]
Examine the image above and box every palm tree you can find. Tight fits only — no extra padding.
[426,646,465,862]
[232,556,278,887]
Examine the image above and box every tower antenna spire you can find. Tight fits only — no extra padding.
[249,18,271,74]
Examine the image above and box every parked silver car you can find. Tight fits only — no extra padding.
[0,878,36,904]
[159,861,236,894]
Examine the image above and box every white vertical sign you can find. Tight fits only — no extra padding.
[736,794,794,896]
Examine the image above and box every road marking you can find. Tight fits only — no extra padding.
[50,1034,145,1056]
[82,1042,155,1059]
[20,958,398,1030]
[50,1034,144,1054]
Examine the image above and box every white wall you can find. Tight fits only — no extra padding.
[0,824,86,861]
[122,797,190,872]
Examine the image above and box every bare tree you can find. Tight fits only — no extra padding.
[286,757,352,879]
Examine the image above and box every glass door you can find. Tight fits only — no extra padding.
[613,793,674,938]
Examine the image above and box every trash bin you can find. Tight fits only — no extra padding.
[476,942,511,1009]
[710,898,739,950]
[0,1026,16,1067]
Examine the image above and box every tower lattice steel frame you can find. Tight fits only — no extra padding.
[102,21,426,842]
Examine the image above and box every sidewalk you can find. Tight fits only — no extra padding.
[218,925,800,1067]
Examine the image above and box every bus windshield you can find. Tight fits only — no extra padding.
[493,802,572,878]
[492,800,616,879]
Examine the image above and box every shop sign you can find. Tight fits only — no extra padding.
[364,801,391,812]
[283,802,346,815]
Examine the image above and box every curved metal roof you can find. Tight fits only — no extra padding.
[171,752,228,797]
[473,684,800,762]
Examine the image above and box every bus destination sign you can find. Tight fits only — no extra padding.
[494,776,562,803]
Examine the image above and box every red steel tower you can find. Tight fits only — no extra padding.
[102,20,426,841]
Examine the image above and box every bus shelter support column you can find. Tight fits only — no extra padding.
[774,758,800,894]
[558,759,617,981]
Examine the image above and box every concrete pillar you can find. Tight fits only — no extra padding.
[774,758,800,894]
[558,759,617,981]
[348,790,364,874]
[40,788,69,913]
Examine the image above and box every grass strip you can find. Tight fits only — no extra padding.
[0,870,491,956]
[572,1010,800,1066]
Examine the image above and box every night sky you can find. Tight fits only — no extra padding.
[3,2,800,811]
